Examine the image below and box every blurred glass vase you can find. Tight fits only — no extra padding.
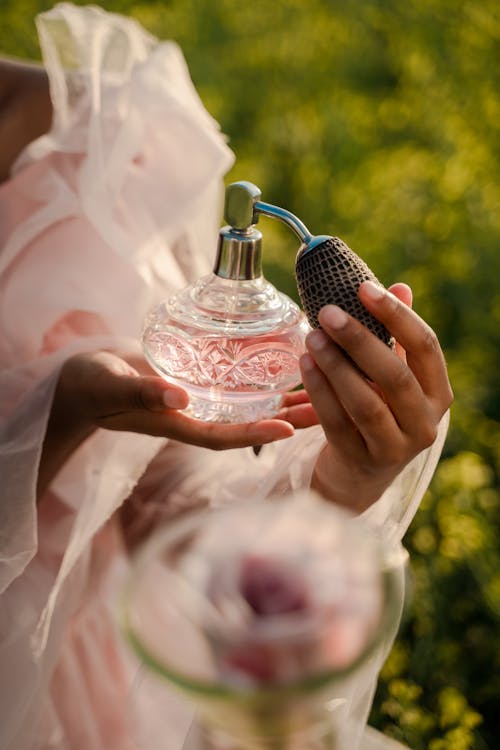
[121,493,402,749]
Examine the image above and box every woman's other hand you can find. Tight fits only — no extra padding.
[297,281,453,514]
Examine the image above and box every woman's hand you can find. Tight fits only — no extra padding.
[286,281,453,514]
[54,350,296,448]
[38,350,295,498]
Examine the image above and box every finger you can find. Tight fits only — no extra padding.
[95,373,189,414]
[281,389,311,408]
[316,307,431,440]
[304,333,404,454]
[388,283,412,361]
[277,400,320,429]
[98,409,295,449]
[388,282,412,309]
[299,351,368,452]
[358,281,453,409]
[186,417,295,450]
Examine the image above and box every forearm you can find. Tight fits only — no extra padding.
[0,58,52,182]
[37,372,95,500]
[37,416,94,501]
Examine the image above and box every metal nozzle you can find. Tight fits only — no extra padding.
[224,181,262,230]
[224,181,313,243]
[215,181,316,280]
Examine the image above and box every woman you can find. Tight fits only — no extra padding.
[0,5,452,749]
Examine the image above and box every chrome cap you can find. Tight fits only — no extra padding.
[213,226,262,280]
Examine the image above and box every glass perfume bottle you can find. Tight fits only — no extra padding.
[142,182,310,423]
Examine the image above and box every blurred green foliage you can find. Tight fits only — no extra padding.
[1,1,499,747]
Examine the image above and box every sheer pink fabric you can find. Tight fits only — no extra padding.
[0,5,448,749]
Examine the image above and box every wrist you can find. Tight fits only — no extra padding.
[312,447,391,515]
[37,359,96,499]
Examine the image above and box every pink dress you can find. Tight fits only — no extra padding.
[0,5,448,749]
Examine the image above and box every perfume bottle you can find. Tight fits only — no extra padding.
[143,180,392,423]
[142,182,310,423]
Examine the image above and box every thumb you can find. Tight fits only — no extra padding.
[102,374,189,414]
[388,282,413,308]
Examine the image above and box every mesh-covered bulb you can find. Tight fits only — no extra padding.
[295,236,395,348]
[216,181,394,350]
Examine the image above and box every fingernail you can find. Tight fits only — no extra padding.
[300,353,316,372]
[163,389,188,409]
[307,330,329,351]
[321,305,348,329]
[362,280,386,301]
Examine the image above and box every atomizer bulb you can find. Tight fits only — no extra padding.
[295,236,394,348]
[236,182,395,348]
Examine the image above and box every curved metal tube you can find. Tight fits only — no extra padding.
[253,201,313,244]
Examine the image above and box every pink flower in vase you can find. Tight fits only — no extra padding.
[207,551,381,690]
